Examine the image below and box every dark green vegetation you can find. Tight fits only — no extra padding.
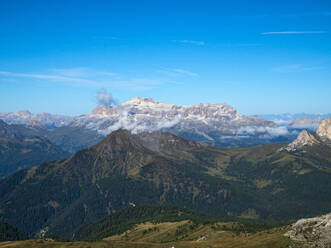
[75,205,214,241]
[0,120,70,178]
[74,205,279,241]
[0,129,330,239]
[0,220,27,241]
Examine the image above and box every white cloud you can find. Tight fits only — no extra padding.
[272,64,324,73]
[52,67,119,78]
[0,71,95,85]
[157,68,198,77]
[236,126,290,138]
[289,123,319,130]
[261,31,327,35]
[172,69,198,77]
[172,40,205,46]
[0,70,169,91]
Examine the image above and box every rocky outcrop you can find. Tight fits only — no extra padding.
[279,130,320,152]
[285,213,331,248]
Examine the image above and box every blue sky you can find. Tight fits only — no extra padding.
[0,0,330,116]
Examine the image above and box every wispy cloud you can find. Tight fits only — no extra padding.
[0,69,172,91]
[0,71,95,84]
[262,31,328,35]
[157,68,198,77]
[172,40,205,46]
[272,64,324,73]
[52,67,119,78]
[92,36,119,40]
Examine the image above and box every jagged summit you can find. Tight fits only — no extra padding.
[16,110,32,116]
[279,130,320,152]
[96,128,144,152]
[71,97,276,146]
[317,117,331,143]
[122,96,159,105]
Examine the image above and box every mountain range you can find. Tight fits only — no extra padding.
[259,113,331,126]
[2,98,330,153]
[0,118,330,239]
[0,120,69,178]
[69,97,292,146]
[0,110,73,129]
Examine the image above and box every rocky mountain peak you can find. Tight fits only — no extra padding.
[92,106,119,116]
[279,130,320,152]
[122,97,158,106]
[70,97,277,146]
[316,117,331,143]
[16,110,32,117]
[95,129,144,155]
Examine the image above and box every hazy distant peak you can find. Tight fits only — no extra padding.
[317,117,331,142]
[26,119,44,128]
[16,110,32,116]
[0,110,73,129]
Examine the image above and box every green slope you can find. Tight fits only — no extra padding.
[0,129,330,239]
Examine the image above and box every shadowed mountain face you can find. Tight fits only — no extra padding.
[0,129,330,238]
[0,120,70,178]
[0,221,27,241]
[44,126,105,153]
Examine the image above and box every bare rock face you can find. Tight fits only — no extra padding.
[284,213,331,248]
[317,117,331,144]
[70,97,278,146]
[279,130,320,152]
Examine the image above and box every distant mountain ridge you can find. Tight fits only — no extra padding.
[259,113,331,126]
[1,103,330,151]
[69,97,295,147]
[0,110,73,129]
[0,120,70,177]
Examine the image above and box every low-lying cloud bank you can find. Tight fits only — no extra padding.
[236,126,299,139]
